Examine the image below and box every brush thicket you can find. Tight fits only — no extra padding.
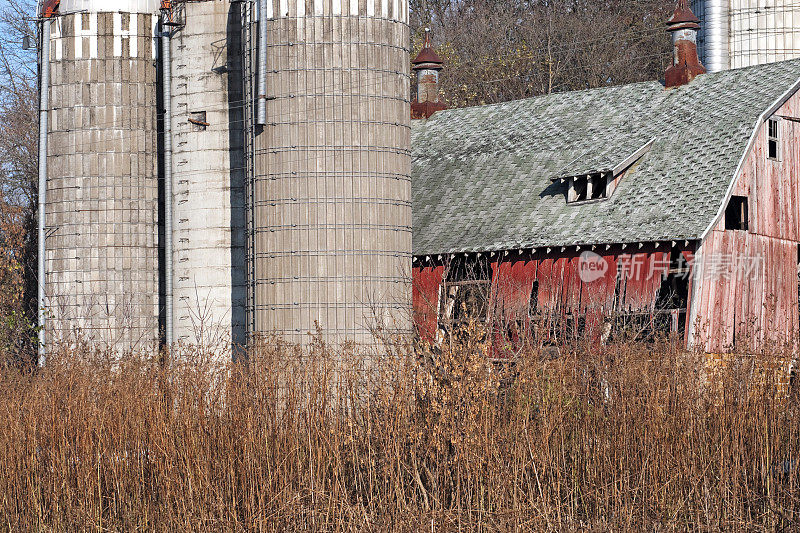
[0,328,798,531]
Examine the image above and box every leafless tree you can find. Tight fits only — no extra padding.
[0,0,36,206]
[0,0,38,362]
[410,0,673,108]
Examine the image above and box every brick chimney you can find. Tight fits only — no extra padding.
[412,29,446,119]
[665,0,707,88]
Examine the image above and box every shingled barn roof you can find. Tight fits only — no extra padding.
[411,59,800,256]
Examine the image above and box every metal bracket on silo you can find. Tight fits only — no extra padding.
[239,0,258,341]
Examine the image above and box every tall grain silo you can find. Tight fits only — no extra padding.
[692,0,800,71]
[39,0,161,355]
[249,0,412,346]
[163,0,247,351]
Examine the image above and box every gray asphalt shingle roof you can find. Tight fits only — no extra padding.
[411,59,800,257]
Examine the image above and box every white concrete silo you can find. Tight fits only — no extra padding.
[40,0,161,354]
[249,0,413,346]
[163,0,247,352]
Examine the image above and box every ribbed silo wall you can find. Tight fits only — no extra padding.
[253,0,412,346]
[169,0,247,351]
[729,0,800,68]
[693,0,800,70]
[45,1,160,353]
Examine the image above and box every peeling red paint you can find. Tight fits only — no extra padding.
[41,0,60,18]
[413,246,694,351]
[412,265,444,343]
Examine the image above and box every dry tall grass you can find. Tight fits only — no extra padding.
[1,330,799,531]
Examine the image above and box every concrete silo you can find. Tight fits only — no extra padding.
[249,0,413,346]
[692,0,800,71]
[39,0,161,355]
[163,0,247,351]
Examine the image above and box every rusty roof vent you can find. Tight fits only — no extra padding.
[39,0,60,17]
[665,0,706,88]
[412,29,447,120]
[412,29,443,67]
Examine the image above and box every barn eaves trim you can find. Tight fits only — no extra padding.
[553,138,655,204]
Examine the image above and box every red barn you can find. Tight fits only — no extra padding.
[411,6,800,354]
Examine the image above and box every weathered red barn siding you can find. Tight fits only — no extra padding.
[489,250,669,319]
[491,253,621,344]
[413,247,686,344]
[412,266,444,342]
[692,232,796,351]
[691,91,800,352]
[491,259,537,318]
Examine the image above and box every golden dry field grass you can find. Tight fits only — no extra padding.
[1,330,799,531]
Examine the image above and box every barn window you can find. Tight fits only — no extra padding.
[590,175,608,200]
[439,259,492,328]
[725,196,749,231]
[439,280,490,326]
[768,118,780,161]
[569,177,588,202]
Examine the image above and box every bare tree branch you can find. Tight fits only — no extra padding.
[411,0,672,108]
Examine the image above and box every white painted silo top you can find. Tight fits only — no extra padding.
[58,0,160,14]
